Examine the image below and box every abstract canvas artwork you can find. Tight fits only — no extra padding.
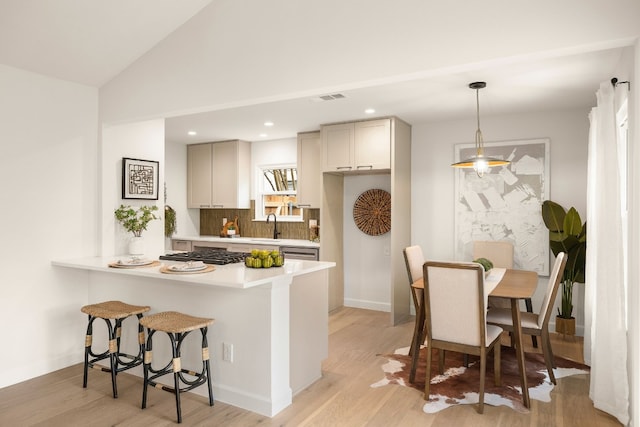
[122,157,159,200]
[454,138,550,275]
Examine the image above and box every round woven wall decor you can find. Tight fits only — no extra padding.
[353,189,391,236]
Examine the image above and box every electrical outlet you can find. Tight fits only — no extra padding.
[223,342,234,362]
[309,219,317,229]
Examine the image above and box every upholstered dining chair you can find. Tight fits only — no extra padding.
[473,240,538,348]
[415,261,503,414]
[486,252,567,384]
[403,246,426,358]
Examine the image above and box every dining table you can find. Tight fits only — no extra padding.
[412,267,538,408]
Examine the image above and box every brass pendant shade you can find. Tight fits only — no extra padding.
[451,82,510,176]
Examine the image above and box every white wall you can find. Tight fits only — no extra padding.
[165,141,199,243]
[343,174,392,311]
[0,64,98,387]
[101,120,165,258]
[411,108,590,334]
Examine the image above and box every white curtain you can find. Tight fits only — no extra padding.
[585,81,629,424]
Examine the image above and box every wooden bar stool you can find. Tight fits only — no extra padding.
[81,300,150,398]
[140,311,215,424]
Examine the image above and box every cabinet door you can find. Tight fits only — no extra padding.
[211,141,237,208]
[322,123,354,172]
[354,118,391,170]
[297,131,321,208]
[187,143,212,208]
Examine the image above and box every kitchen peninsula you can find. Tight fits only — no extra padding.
[52,256,335,417]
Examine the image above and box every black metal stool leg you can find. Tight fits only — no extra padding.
[171,332,183,424]
[106,318,118,398]
[141,329,154,410]
[83,315,94,389]
[202,327,214,406]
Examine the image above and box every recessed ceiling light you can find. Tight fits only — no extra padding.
[188,130,197,136]
[365,108,375,114]
[264,121,274,127]
[260,133,268,138]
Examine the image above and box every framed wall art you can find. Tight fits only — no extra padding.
[454,138,550,275]
[122,157,159,200]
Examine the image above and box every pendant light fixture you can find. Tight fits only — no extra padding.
[451,82,509,176]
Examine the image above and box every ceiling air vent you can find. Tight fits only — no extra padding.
[311,93,347,102]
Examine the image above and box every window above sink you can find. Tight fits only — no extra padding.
[255,164,303,222]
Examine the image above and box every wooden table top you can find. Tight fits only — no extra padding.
[412,268,538,299]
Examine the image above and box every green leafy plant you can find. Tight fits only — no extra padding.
[114,205,159,237]
[541,200,587,319]
[164,205,176,237]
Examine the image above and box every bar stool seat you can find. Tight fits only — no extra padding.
[81,300,150,398]
[140,311,215,424]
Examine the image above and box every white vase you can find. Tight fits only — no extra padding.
[129,236,144,255]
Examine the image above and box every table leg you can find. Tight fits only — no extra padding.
[511,298,530,408]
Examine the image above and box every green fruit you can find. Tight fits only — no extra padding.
[251,249,260,257]
[262,256,274,268]
[253,258,262,268]
[259,249,270,259]
[245,256,254,267]
[473,257,493,271]
[270,250,280,258]
[273,255,284,267]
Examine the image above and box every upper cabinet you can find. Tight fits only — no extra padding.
[321,118,391,172]
[187,140,251,209]
[296,131,321,208]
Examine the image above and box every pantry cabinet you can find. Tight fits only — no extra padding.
[296,131,322,208]
[187,140,251,208]
[321,118,391,172]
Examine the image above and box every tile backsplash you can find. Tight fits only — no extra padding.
[200,201,319,241]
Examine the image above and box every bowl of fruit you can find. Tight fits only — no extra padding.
[245,249,285,268]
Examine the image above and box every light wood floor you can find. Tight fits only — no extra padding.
[0,307,621,426]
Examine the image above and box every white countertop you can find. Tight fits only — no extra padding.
[52,255,334,289]
[172,235,320,248]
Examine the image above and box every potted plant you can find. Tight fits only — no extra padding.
[541,200,587,335]
[114,204,159,254]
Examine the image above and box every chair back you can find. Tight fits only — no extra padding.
[473,241,514,268]
[538,252,568,329]
[403,246,425,308]
[423,261,487,347]
[403,246,424,284]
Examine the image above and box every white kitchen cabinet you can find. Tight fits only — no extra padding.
[187,140,251,208]
[321,118,391,172]
[296,131,321,208]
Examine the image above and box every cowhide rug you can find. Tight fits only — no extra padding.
[371,345,589,413]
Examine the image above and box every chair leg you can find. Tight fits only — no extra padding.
[83,315,93,389]
[478,350,486,414]
[424,344,433,401]
[494,342,501,386]
[525,298,538,348]
[409,326,422,383]
[541,330,556,384]
[409,308,425,357]
[141,329,155,410]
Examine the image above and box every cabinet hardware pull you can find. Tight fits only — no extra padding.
[199,205,210,208]
[336,166,352,170]
[212,204,224,208]
[297,204,311,208]
[356,165,373,170]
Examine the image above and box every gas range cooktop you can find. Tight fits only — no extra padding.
[159,249,247,265]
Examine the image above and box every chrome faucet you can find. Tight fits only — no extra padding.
[266,213,281,239]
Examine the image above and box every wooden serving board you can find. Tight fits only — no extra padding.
[108,260,161,269]
[159,265,216,274]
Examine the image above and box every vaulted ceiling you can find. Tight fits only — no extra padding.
[0,1,627,143]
